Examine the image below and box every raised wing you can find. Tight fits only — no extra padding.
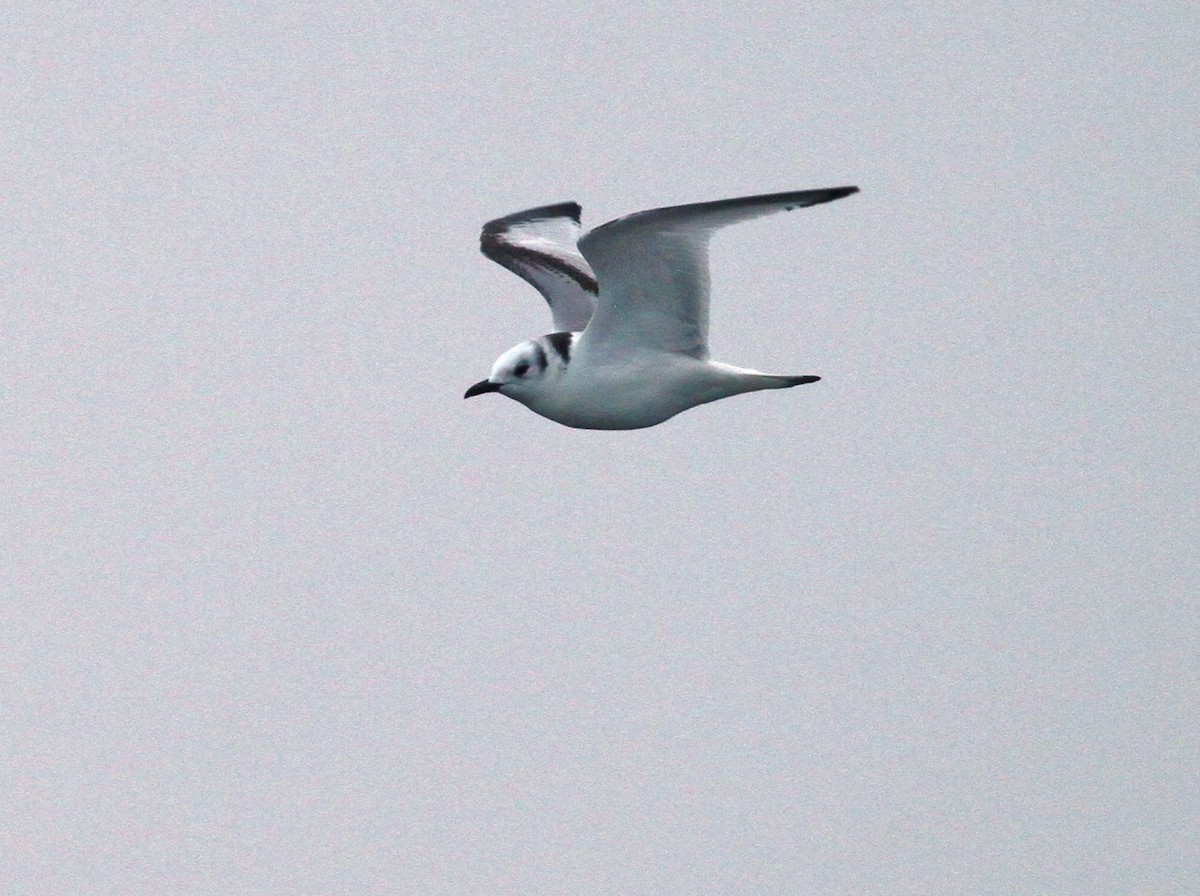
[576,187,858,359]
[480,202,598,332]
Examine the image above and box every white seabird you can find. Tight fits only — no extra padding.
[466,187,858,430]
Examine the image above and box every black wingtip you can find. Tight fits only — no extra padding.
[781,187,859,211]
[481,202,582,235]
[788,375,821,386]
[810,186,858,205]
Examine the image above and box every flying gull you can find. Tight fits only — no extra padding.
[466,187,858,429]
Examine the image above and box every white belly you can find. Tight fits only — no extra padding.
[518,356,755,430]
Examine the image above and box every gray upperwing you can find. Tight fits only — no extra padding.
[480,202,598,332]
[576,187,858,359]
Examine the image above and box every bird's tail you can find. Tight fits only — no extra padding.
[749,374,820,389]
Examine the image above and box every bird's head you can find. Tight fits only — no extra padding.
[463,339,550,400]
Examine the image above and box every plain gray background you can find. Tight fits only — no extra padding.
[3,2,1197,893]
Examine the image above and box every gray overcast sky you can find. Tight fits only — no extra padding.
[2,2,1197,894]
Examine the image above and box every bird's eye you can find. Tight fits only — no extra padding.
[514,362,529,377]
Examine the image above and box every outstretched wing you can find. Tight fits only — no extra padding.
[576,187,858,359]
[480,202,598,332]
